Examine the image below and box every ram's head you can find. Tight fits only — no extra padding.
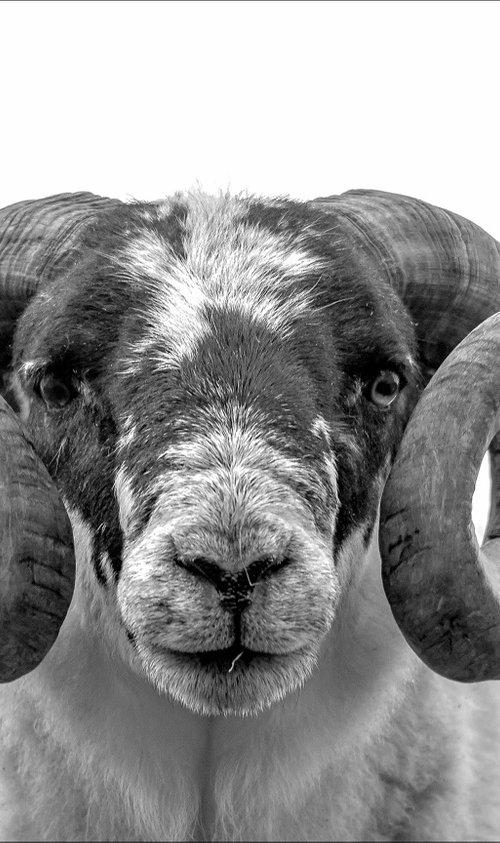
[1,190,500,716]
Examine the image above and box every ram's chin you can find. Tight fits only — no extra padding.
[138,645,319,716]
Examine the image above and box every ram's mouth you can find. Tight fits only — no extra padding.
[137,636,320,715]
[169,643,282,672]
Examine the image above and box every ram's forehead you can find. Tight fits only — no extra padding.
[127,191,322,280]
[113,192,326,372]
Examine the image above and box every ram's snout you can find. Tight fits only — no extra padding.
[118,488,337,638]
[172,525,293,613]
[114,479,338,714]
[175,553,290,613]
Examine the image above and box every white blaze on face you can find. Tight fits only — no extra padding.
[117,226,212,373]
[117,192,327,374]
[114,466,138,535]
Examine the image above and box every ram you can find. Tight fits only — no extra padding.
[1,189,500,841]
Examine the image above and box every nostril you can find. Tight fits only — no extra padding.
[174,555,223,588]
[174,554,291,589]
[245,555,291,584]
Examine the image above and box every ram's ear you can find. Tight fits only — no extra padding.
[0,192,123,679]
[380,313,500,681]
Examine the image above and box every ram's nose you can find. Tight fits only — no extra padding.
[174,553,290,613]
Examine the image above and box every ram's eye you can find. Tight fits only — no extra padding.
[36,372,79,410]
[368,370,401,408]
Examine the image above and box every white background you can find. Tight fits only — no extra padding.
[1,0,497,535]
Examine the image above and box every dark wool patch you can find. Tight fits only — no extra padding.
[125,627,137,646]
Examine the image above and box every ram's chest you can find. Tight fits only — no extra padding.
[0,688,476,843]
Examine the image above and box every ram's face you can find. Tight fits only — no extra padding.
[14,194,415,715]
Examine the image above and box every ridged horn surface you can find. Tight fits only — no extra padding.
[313,189,500,367]
[312,190,500,680]
[0,191,121,678]
[0,395,75,681]
[379,313,500,681]
[0,192,122,376]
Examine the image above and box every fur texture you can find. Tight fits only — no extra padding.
[1,191,499,840]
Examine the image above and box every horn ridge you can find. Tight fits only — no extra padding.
[0,191,122,383]
[379,312,500,681]
[0,395,75,681]
[312,189,500,373]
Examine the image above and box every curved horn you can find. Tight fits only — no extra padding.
[0,192,121,378]
[312,189,500,368]
[311,190,500,680]
[379,312,500,681]
[0,396,75,681]
[0,192,122,679]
